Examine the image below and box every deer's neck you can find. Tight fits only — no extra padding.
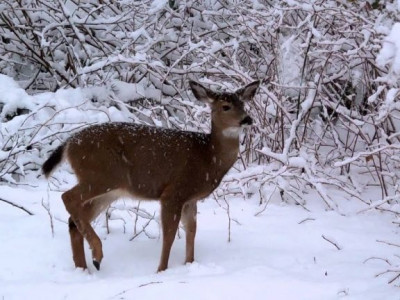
[209,121,241,169]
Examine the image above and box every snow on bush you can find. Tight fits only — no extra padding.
[377,22,400,83]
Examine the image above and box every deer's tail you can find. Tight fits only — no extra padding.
[42,144,66,178]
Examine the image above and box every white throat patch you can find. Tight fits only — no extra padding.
[222,127,241,138]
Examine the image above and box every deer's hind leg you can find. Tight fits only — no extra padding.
[62,183,119,270]
[181,200,197,264]
[68,216,86,269]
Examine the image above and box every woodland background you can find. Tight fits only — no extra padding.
[0,0,400,298]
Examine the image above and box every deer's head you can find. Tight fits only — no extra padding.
[189,80,259,137]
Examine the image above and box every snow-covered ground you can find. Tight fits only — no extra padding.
[1,182,398,300]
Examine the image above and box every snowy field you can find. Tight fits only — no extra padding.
[1,182,399,300]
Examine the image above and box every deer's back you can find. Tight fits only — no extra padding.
[66,122,214,200]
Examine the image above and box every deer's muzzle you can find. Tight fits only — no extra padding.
[240,116,253,126]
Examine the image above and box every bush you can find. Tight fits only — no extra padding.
[0,0,399,212]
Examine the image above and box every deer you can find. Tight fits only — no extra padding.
[42,80,259,272]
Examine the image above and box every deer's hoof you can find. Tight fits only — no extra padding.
[93,260,101,270]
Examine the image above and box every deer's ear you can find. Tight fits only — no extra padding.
[189,81,215,103]
[236,81,260,102]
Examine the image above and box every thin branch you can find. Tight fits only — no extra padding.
[322,234,342,250]
[0,197,34,216]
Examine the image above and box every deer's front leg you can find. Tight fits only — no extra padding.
[157,200,183,272]
[181,200,197,264]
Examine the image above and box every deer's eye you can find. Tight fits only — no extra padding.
[222,105,231,111]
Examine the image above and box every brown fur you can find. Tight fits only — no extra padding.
[43,80,259,272]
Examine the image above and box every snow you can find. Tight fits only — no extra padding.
[1,2,400,298]
[0,69,398,298]
[376,22,400,81]
[148,0,168,14]
[0,74,35,120]
[0,100,398,297]
[0,183,399,300]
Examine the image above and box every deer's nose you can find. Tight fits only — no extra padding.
[240,116,253,126]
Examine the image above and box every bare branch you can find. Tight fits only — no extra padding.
[0,197,34,216]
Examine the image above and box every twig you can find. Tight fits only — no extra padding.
[130,211,156,241]
[321,234,342,250]
[106,208,110,234]
[388,272,400,284]
[298,217,315,224]
[0,197,34,216]
[212,192,233,243]
[254,185,276,217]
[375,269,400,284]
[363,256,392,266]
[42,196,54,237]
[376,240,400,248]
[133,200,142,235]
[223,195,232,243]
[138,281,163,288]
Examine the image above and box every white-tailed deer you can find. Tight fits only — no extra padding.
[42,80,259,272]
